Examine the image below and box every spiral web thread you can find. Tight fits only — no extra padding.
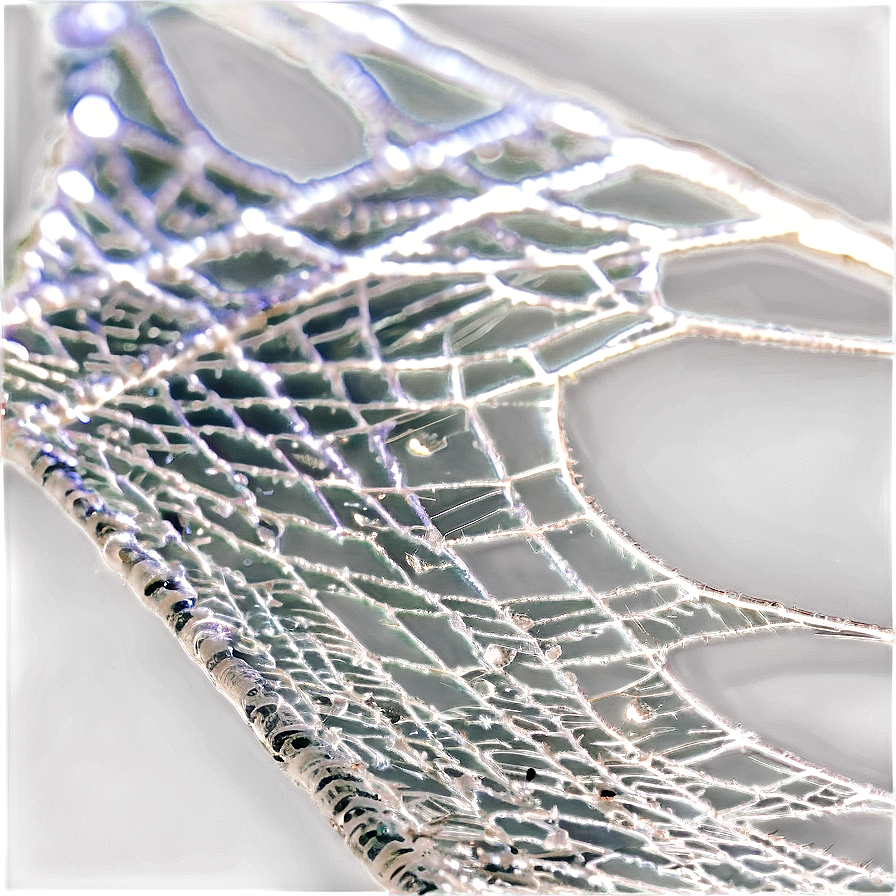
[2,4,893,892]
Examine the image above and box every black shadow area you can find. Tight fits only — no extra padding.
[3,468,375,893]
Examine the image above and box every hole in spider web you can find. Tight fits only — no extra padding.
[661,244,892,339]
[562,338,891,625]
[668,628,892,790]
[149,8,366,180]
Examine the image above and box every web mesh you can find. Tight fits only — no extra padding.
[3,4,893,892]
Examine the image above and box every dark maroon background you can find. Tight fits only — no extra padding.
[3,3,893,892]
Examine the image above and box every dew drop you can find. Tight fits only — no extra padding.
[476,142,502,162]
[484,644,516,668]
[472,678,495,697]
[407,433,448,457]
[424,528,444,549]
[39,210,76,242]
[72,95,119,139]
[625,698,654,724]
[406,552,429,574]
[241,207,267,234]
[57,170,95,203]
[543,828,571,851]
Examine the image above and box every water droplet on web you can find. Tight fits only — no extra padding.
[383,144,411,172]
[241,207,267,234]
[543,828,571,851]
[407,433,448,457]
[55,2,127,46]
[404,554,428,576]
[625,698,654,723]
[72,95,119,139]
[476,142,502,162]
[424,528,444,550]
[473,678,495,697]
[484,644,516,668]
[39,210,76,241]
[57,170,95,203]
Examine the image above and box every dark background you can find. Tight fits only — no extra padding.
[3,3,893,892]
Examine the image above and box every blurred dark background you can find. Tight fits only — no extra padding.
[2,3,893,892]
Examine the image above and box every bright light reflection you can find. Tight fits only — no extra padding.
[72,95,119,138]
[77,2,126,35]
[368,16,403,49]
[241,208,267,234]
[57,170,95,203]
[799,219,894,276]
[39,210,77,242]
[383,144,411,171]
[550,102,608,137]
[168,245,197,269]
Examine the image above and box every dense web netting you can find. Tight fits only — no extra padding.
[3,4,893,892]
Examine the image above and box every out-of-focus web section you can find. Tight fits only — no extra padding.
[2,3,893,892]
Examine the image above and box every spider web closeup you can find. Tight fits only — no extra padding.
[2,3,893,892]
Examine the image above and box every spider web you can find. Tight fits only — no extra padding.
[3,4,893,892]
